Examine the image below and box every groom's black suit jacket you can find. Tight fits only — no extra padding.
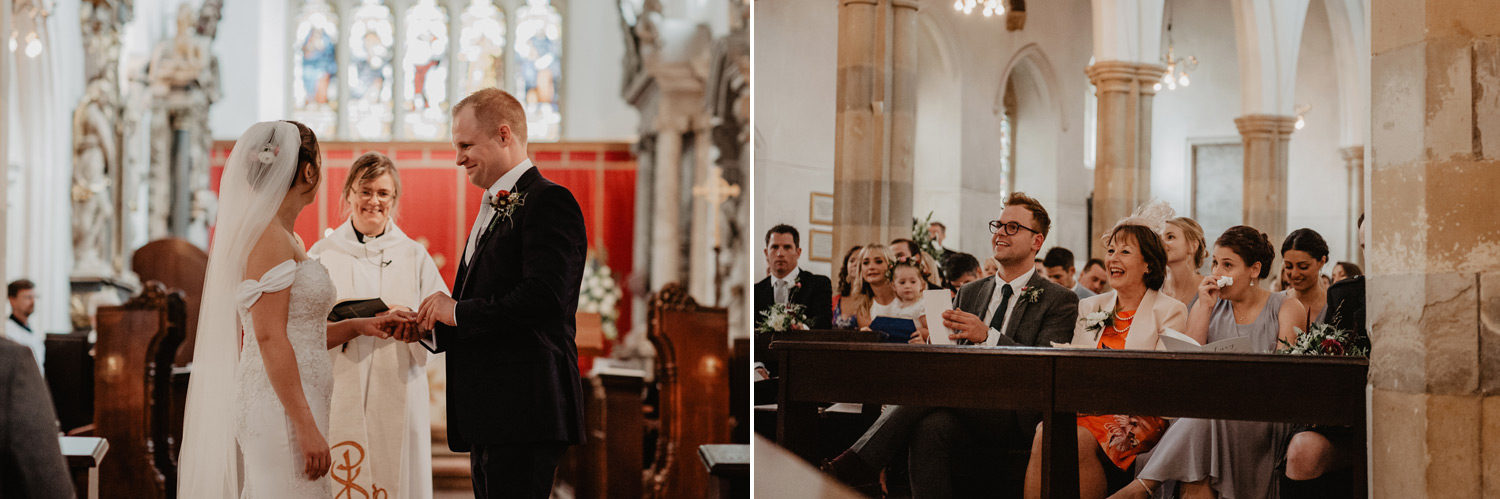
[435,167,587,450]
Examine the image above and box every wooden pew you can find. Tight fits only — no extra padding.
[644,283,731,499]
[130,238,207,462]
[92,282,188,499]
[771,341,1369,499]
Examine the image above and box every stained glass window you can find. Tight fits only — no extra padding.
[401,0,450,139]
[347,0,395,140]
[514,0,563,142]
[292,0,338,137]
[458,0,507,97]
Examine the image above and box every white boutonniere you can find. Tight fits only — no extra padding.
[1078,310,1112,340]
[486,189,527,230]
[1019,285,1042,303]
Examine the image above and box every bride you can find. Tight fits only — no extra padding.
[177,121,410,498]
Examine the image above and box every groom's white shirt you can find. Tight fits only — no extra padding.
[455,158,535,328]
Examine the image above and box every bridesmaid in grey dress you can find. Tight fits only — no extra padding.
[1111,226,1308,499]
[1278,228,1332,325]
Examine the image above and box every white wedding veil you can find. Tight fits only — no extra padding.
[178,121,304,497]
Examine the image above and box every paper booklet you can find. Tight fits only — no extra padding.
[1158,329,1253,353]
[923,290,956,345]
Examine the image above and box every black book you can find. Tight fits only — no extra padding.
[326,298,389,322]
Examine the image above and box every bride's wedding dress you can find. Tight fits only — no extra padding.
[235,259,337,498]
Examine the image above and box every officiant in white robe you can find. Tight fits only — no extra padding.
[309,152,446,499]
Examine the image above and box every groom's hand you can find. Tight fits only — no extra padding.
[417,292,458,331]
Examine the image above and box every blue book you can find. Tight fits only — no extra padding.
[869,316,917,343]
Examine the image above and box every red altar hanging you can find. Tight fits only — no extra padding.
[210,141,638,358]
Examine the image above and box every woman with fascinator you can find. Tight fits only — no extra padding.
[177,121,412,498]
[1021,202,1189,498]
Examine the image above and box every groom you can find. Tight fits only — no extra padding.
[416,88,587,498]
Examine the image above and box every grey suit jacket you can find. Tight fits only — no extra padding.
[954,271,1079,347]
[0,338,73,498]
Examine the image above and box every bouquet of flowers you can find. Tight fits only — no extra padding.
[756,302,809,334]
[578,255,624,340]
[1276,322,1369,357]
[911,212,943,261]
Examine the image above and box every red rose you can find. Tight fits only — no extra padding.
[498,190,510,198]
[1320,338,1344,355]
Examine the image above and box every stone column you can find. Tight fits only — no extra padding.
[688,124,715,303]
[1341,145,1365,267]
[1235,114,1295,264]
[650,129,684,290]
[1,0,8,292]
[832,0,904,257]
[887,0,918,233]
[1086,61,1166,258]
[1369,2,1500,496]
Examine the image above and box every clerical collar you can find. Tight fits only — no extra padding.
[8,314,30,333]
[354,228,386,243]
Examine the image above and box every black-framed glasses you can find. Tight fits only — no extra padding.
[989,220,1041,236]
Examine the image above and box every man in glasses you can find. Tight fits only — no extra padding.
[822,192,1079,497]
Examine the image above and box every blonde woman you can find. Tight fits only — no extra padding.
[309,152,448,498]
[854,244,898,329]
[1161,217,1209,311]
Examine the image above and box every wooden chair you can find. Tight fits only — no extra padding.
[93,282,187,499]
[644,283,731,499]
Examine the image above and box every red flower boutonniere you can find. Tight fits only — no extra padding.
[487,189,527,230]
[1019,285,1042,303]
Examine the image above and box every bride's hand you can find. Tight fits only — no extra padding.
[296,422,331,480]
[358,315,408,339]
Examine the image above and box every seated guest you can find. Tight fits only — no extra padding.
[928,221,951,260]
[1025,220,1187,498]
[942,252,983,293]
[1034,257,1047,275]
[1113,225,1307,499]
[869,257,927,323]
[5,279,43,373]
[891,238,943,289]
[824,192,1079,497]
[982,256,1001,277]
[1330,261,1362,283]
[1282,215,1368,496]
[1079,258,1110,297]
[1,336,74,498]
[1162,216,1209,310]
[1041,247,1081,295]
[1280,228,1331,324]
[853,244,898,329]
[755,225,833,329]
[832,245,866,329]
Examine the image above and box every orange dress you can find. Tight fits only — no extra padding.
[1075,310,1168,470]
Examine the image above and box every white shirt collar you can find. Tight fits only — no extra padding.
[996,267,1035,292]
[483,158,536,199]
[773,267,802,286]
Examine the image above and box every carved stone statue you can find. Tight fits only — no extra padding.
[71,0,132,278]
[708,0,750,335]
[147,2,221,247]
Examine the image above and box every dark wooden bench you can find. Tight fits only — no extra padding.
[698,443,749,499]
[772,341,1368,498]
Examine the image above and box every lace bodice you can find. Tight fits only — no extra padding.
[234,259,338,497]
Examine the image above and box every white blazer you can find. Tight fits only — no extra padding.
[1060,288,1188,351]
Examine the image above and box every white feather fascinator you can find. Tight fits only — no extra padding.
[1101,199,1176,243]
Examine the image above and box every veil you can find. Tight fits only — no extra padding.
[178,121,302,497]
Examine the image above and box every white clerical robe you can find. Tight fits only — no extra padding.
[4,316,45,374]
[310,220,448,499]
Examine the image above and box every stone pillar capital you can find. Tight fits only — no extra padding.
[1340,144,1364,164]
[1233,114,1297,140]
[843,0,879,6]
[892,0,920,10]
[1086,60,1167,94]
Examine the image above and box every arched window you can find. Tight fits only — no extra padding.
[288,0,564,142]
[459,0,508,98]
[293,0,339,138]
[402,0,450,139]
[514,0,563,142]
[347,0,396,140]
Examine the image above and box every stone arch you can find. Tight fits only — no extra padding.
[995,44,1064,213]
[912,12,965,249]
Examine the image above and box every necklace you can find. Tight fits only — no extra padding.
[1112,309,1136,334]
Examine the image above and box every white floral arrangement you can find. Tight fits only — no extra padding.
[1078,310,1112,340]
[578,255,624,340]
[756,302,809,334]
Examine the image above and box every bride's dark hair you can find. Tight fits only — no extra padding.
[283,120,320,193]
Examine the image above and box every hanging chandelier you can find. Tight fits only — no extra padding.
[1154,2,1196,92]
[8,0,51,59]
[953,0,1005,18]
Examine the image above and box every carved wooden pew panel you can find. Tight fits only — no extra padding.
[645,283,731,499]
[93,282,187,499]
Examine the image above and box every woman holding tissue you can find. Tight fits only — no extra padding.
[1112,225,1307,499]
[1022,215,1188,498]
[308,152,448,499]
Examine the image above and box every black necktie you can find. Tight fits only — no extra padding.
[988,284,1014,335]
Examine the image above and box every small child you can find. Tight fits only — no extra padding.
[870,258,927,321]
